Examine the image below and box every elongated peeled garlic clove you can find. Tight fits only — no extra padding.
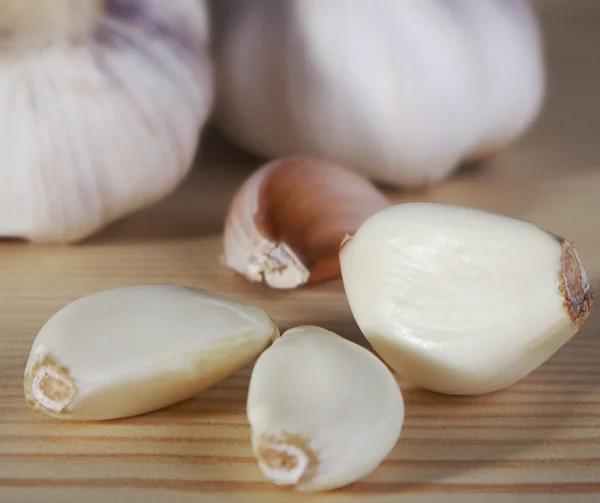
[211,0,545,187]
[340,203,594,395]
[223,157,390,289]
[0,0,213,243]
[24,285,279,420]
[247,326,404,492]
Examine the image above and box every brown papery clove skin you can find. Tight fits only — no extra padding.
[223,157,390,289]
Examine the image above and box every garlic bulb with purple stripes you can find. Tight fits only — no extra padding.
[0,0,213,242]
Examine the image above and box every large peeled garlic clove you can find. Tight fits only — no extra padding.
[0,0,214,243]
[223,157,390,289]
[24,285,279,420]
[247,326,404,492]
[340,203,594,395]
[211,0,545,187]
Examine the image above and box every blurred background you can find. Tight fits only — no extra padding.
[100,0,600,244]
[1,0,599,245]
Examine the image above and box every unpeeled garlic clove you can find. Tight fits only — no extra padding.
[247,326,404,492]
[340,202,594,395]
[24,285,279,420]
[222,157,390,289]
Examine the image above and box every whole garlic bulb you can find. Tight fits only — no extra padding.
[0,0,214,243]
[211,0,545,187]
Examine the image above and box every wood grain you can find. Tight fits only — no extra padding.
[2,2,600,502]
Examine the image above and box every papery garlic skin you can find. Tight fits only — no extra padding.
[24,285,279,420]
[223,157,389,289]
[211,0,545,187]
[0,0,103,49]
[247,326,404,492]
[340,203,593,395]
[0,0,213,243]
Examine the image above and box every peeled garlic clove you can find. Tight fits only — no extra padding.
[340,203,594,395]
[247,326,404,492]
[24,285,279,420]
[223,157,389,289]
[211,0,545,187]
[0,0,213,243]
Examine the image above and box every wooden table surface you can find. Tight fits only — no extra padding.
[2,2,600,502]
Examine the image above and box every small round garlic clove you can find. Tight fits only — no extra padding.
[339,202,594,395]
[24,285,279,420]
[247,326,404,492]
[222,157,390,289]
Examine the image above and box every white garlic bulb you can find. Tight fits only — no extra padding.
[339,203,593,395]
[211,0,545,187]
[0,0,214,243]
[247,326,404,492]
